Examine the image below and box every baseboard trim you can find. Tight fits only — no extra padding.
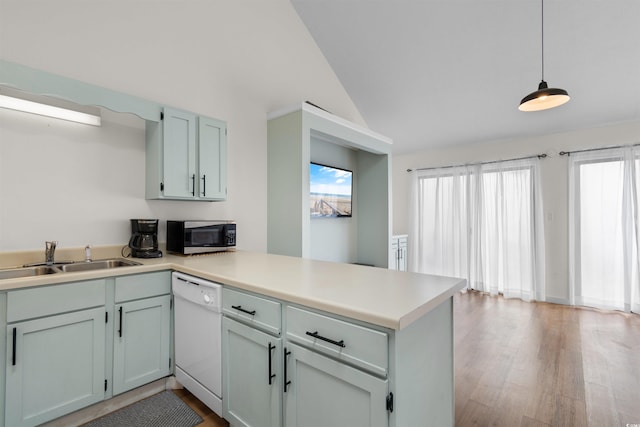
[545,296,571,305]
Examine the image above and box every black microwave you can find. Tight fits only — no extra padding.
[166,220,236,255]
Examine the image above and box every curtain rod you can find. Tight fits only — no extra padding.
[406,154,547,173]
[559,143,640,156]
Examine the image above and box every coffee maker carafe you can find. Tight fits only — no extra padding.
[128,219,163,258]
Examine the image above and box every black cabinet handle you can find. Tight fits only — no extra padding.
[202,175,206,197]
[191,174,196,196]
[305,331,345,348]
[118,306,123,338]
[231,305,256,316]
[284,347,291,392]
[268,342,276,385]
[12,327,16,366]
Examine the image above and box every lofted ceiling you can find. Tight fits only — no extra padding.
[291,0,640,154]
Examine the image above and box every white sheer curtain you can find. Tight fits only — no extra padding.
[569,147,640,313]
[408,166,469,278]
[409,158,545,302]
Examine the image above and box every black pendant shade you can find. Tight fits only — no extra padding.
[519,80,570,111]
[519,0,570,112]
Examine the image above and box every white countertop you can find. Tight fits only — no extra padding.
[0,250,466,330]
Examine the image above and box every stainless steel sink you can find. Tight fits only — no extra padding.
[0,258,142,279]
[56,258,141,273]
[0,266,61,280]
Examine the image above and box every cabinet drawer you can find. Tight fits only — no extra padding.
[115,271,171,303]
[223,288,281,335]
[7,279,106,322]
[286,306,388,377]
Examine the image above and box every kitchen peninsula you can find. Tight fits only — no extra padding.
[0,250,465,427]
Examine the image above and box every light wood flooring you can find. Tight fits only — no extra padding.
[455,291,640,426]
[176,291,640,426]
[172,388,228,427]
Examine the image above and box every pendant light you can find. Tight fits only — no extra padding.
[519,0,570,112]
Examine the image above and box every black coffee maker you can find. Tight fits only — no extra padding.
[128,219,163,258]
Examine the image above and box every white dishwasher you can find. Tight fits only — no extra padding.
[172,272,223,416]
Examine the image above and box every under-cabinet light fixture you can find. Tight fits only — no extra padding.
[0,92,101,126]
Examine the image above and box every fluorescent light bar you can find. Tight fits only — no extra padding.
[0,94,101,126]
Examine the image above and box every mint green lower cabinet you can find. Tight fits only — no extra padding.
[5,307,106,427]
[112,294,171,395]
[283,342,388,427]
[222,317,282,427]
[1,272,172,427]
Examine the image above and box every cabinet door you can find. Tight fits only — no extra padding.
[112,295,171,395]
[223,317,282,427]
[198,116,227,200]
[162,107,197,198]
[5,307,105,427]
[284,343,388,427]
[399,244,407,272]
[390,240,399,270]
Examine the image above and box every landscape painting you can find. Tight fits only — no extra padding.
[310,162,353,218]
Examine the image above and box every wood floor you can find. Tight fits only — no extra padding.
[455,291,640,426]
[176,291,640,426]
[172,388,229,427]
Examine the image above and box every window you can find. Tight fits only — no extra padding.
[410,158,545,301]
[569,147,640,312]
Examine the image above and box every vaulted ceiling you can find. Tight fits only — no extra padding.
[291,0,640,154]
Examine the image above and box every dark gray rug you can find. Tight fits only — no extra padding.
[83,391,203,427]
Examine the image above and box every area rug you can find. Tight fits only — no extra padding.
[83,391,203,427]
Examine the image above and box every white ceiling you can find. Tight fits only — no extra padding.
[291,0,640,154]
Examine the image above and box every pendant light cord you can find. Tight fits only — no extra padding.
[541,0,545,81]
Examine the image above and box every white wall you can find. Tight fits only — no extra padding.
[392,120,640,303]
[0,0,365,252]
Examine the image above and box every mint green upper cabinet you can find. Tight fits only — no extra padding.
[162,108,197,199]
[146,107,227,201]
[198,116,227,200]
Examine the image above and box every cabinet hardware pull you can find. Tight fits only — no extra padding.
[231,305,256,316]
[12,327,17,366]
[268,342,276,385]
[118,306,123,338]
[284,347,291,392]
[305,331,345,348]
[202,175,206,197]
[191,174,196,196]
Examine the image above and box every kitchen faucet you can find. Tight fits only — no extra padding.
[45,241,57,265]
